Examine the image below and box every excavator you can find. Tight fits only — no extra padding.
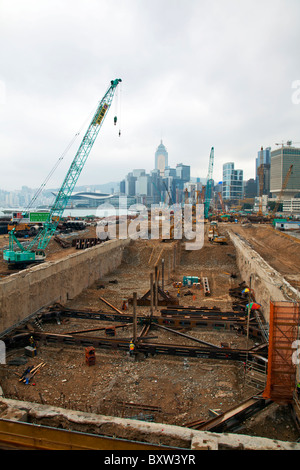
[208,221,228,245]
[3,78,122,267]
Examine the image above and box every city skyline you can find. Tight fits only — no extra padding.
[0,137,244,208]
[0,1,300,192]
[1,137,300,210]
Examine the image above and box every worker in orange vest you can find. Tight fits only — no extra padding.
[129,340,135,356]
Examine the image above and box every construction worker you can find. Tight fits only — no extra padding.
[29,336,36,349]
[129,340,135,357]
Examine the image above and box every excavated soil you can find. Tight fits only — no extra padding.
[228,224,300,289]
[1,223,300,442]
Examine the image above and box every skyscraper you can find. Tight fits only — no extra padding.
[176,163,190,182]
[270,145,300,198]
[256,147,271,196]
[155,140,168,176]
[222,163,243,200]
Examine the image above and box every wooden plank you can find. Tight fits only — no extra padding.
[148,246,155,265]
[154,248,164,267]
[99,296,124,315]
[19,362,46,383]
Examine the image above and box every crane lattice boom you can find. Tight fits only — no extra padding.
[4,79,122,266]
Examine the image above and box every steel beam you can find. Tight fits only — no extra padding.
[188,395,272,433]
[30,331,265,362]
[153,323,222,349]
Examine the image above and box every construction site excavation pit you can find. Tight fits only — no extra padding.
[1,225,300,447]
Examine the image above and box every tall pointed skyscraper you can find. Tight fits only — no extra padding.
[155,140,168,176]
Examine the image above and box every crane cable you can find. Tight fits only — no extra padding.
[24,132,80,213]
[114,81,122,136]
[22,101,101,216]
[119,80,123,136]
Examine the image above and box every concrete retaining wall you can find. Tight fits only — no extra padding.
[228,230,300,323]
[1,398,299,450]
[0,239,131,333]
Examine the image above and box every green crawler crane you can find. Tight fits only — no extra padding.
[3,78,122,267]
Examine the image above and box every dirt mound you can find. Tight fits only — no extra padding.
[229,225,300,279]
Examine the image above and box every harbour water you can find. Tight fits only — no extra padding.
[0,207,136,219]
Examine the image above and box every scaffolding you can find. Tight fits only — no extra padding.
[263,301,300,402]
[254,310,269,343]
[245,359,267,390]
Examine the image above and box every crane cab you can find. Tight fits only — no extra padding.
[3,249,46,266]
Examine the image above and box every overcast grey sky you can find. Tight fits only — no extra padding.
[0,0,299,191]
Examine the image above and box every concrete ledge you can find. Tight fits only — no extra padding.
[228,230,300,323]
[0,238,131,333]
[0,398,299,450]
